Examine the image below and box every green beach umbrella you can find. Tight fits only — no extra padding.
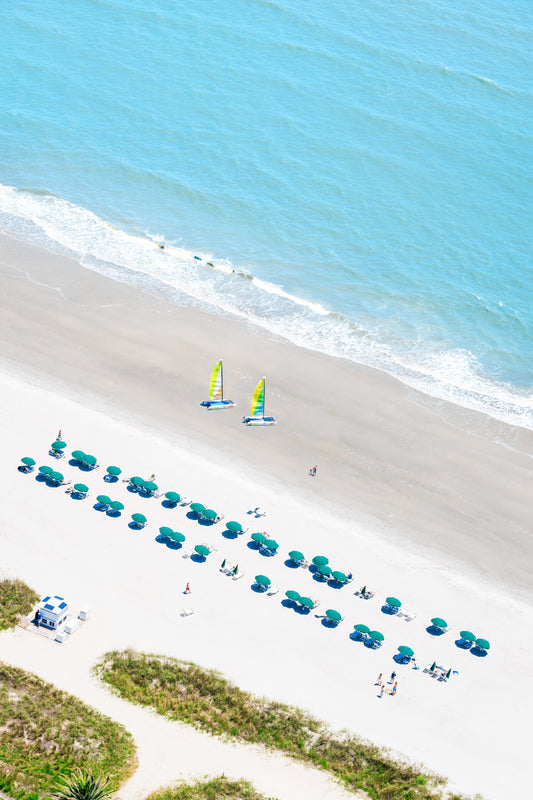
[132,513,147,524]
[263,539,279,550]
[369,630,384,642]
[159,526,174,537]
[143,481,158,492]
[288,550,304,561]
[226,521,242,532]
[165,491,180,503]
[475,638,490,650]
[286,590,301,602]
[353,624,371,634]
[130,476,144,486]
[251,532,266,543]
[83,454,97,466]
[203,509,217,520]
[460,630,476,642]
[190,502,205,514]
[430,662,436,672]
[255,575,271,587]
[446,669,452,679]
[71,450,85,461]
[317,564,332,576]
[326,609,342,622]
[39,465,53,475]
[386,597,402,608]
[312,555,329,567]
[170,531,186,543]
[50,471,64,482]
[299,597,314,608]
[194,544,210,557]
[110,500,124,511]
[431,618,448,629]
[52,440,66,450]
[398,646,415,658]
[106,466,121,476]
[97,495,111,505]
[74,483,89,493]
[21,457,36,466]
[332,571,348,582]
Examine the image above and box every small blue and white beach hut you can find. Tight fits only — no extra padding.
[38,595,69,630]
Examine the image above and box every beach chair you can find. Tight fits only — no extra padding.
[50,449,65,459]
[180,608,194,617]
[311,599,320,609]
[179,497,191,506]
[403,611,416,622]
[214,513,224,523]
[181,551,191,559]
[232,570,244,581]
[267,586,279,596]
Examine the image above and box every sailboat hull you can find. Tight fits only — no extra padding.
[242,415,276,426]
[201,399,235,410]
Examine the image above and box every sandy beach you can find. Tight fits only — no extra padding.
[1,231,532,799]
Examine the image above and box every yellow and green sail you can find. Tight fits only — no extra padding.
[209,361,223,401]
[250,377,265,417]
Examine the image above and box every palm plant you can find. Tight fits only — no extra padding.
[54,768,113,800]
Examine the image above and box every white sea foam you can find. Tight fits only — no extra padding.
[0,184,532,431]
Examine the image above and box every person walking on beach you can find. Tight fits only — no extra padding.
[184,583,191,594]
[390,671,396,683]
[309,465,317,476]
[57,430,62,441]
[379,684,385,698]
[376,673,382,686]
[390,682,398,696]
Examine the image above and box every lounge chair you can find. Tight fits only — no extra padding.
[402,611,416,622]
[179,496,191,506]
[232,570,245,581]
[50,449,65,459]
[267,586,279,596]
[214,513,224,523]
[180,608,194,617]
[181,551,191,559]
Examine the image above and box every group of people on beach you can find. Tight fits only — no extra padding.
[376,672,398,697]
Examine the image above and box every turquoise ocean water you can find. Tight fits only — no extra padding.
[0,0,531,428]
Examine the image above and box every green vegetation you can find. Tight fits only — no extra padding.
[0,662,136,800]
[54,769,113,800]
[0,579,39,631]
[145,776,275,800]
[97,651,473,800]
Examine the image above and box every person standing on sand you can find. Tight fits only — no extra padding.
[309,465,317,476]
[376,673,382,686]
[390,682,398,696]
[184,583,191,594]
[379,684,385,698]
[390,671,396,683]
[57,430,62,440]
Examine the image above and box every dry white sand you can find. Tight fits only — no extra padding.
[0,232,532,799]
[0,369,531,800]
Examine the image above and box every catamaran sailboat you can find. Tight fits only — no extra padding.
[201,361,235,410]
[242,377,276,426]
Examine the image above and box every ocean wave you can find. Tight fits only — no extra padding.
[0,183,532,431]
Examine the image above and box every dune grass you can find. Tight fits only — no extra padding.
[0,662,136,800]
[146,776,275,800]
[0,579,39,631]
[97,650,475,800]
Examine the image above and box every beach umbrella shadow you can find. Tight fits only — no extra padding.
[166,540,183,551]
[161,499,177,509]
[284,559,300,569]
[222,529,238,539]
[470,646,488,658]
[349,632,365,642]
[106,509,122,517]
[190,553,206,563]
[128,521,144,530]
[426,625,446,636]
[321,618,339,628]
[455,639,472,649]
[381,604,398,615]
[246,541,262,550]
[251,584,267,593]
[103,474,119,483]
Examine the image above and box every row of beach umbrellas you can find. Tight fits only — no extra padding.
[20,457,491,651]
